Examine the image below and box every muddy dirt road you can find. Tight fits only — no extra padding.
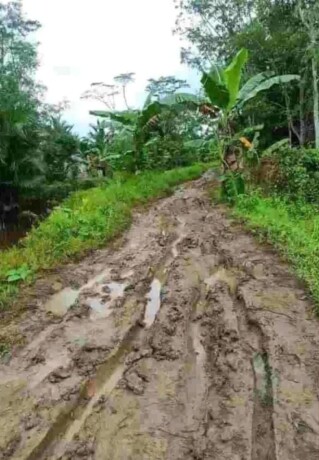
[1,175,319,460]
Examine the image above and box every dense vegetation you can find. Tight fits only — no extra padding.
[1,0,319,311]
[174,0,319,308]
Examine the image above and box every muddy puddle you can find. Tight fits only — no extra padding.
[1,175,319,460]
[44,268,127,319]
[45,287,79,316]
[144,278,162,328]
[88,282,127,320]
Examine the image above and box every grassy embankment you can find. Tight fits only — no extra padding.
[0,164,209,311]
[233,190,319,311]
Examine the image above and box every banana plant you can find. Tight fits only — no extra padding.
[90,93,207,171]
[201,48,300,197]
[201,48,300,118]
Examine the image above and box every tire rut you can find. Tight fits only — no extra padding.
[1,175,319,459]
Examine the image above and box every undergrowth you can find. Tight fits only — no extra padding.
[233,190,319,312]
[0,164,209,311]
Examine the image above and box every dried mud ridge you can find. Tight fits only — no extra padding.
[1,175,319,460]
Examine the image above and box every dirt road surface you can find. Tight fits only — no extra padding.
[1,175,319,460]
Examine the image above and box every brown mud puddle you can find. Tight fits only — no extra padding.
[1,175,319,459]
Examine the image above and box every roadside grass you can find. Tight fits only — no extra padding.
[0,164,209,311]
[233,189,319,311]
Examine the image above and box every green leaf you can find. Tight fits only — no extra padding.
[7,273,22,283]
[6,264,32,283]
[201,72,230,109]
[90,110,139,126]
[89,110,110,117]
[224,48,248,110]
[238,73,300,108]
[207,64,225,84]
[143,93,153,109]
[237,72,275,106]
[159,92,205,107]
[263,138,290,156]
[138,101,163,129]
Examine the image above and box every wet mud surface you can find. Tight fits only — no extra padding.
[1,176,319,459]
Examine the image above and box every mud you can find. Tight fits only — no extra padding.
[1,175,319,459]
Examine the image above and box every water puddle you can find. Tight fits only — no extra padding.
[45,288,79,316]
[107,282,127,299]
[89,282,127,320]
[144,279,162,328]
[87,298,107,316]
[44,268,127,317]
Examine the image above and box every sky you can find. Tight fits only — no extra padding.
[20,0,197,134]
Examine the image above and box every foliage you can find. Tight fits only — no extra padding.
[90,92,208,171]
[146,76,190,98]
[200,48,299,201]
[40,117,81,182]
[201,49,299,115]
[174,0,319,147]
[0,164,209,310]
[266,148,319,203]
[6,264,32,283]
[0,2,84,187]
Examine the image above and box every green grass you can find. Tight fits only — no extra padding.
[233,190,319,311]
[0,164,209,311]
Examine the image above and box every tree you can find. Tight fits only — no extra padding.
[114,72,135,109]
[174,0,254,66]
[200,48,299,174]
[81,83,119,110]
[298,0,319,148]
[146,76,190,98]
[0,1,43,185]
[174,0,316,146]
[90,92,206,171]
[40,116,81,182]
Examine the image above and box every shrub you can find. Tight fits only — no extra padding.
[256,148,319,204]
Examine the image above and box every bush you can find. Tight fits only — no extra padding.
[258,148,319,203]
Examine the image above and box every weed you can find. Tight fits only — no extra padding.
[6,265,32,283]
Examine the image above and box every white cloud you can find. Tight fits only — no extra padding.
[21,0,196,134]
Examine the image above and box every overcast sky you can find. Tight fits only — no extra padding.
[20,0,196,134]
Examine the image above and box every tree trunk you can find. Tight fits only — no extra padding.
[298,2,319,148]
[299,78,306,147]
[311,44,319,148]
[122,85,129,110]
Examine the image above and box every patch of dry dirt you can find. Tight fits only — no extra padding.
[1,175,319,459]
